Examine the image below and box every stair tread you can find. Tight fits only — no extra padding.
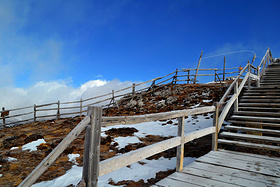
[233,111,280,117]
[227,120,280,127]
[220,132,280,143]
[218,139,280,151]
[230,115,280,122]
[224,126,280,135]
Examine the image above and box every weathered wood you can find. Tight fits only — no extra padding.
[99,127,215,177]
[223,56,226,81]
[176,116,185,172]
[193,51,203,84]
[80,98,83,117]
[82,125,91,184]
[220,132,280,143]
[102,106,215,126]
[218,93,237,131]
[224,125,280,135]
[186,160,280,186]
[212,103,219,151]
[234,81,238,112]
[247,61,251,89]
[155,176,199,187]
[2,107,6,125]
[56,100,60,119]
[18,116,90,187]
[85,107,102,187]
[34,104,36,122]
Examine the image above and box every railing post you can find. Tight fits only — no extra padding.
[234,82,239,112]
[187,70,190,84]
[194,51,203,84]
[2,107,5,126]
[176,116,185,172]
[83,106,102,187]
[223,56,226,81]
[80,98,83,117]
[56,100,60,119]
[214,69,217,82]
[132,83,135,95]
[247,61,251,90]
[212,102,219,151]
[34,104,36,122]
[257,66,261,87]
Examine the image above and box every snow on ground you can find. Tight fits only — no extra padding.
[10,147,19,150]
[22,139,46,152]
[32,113,213,187]
[7,157,17,162]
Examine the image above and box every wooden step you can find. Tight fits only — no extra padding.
[227,120,280,128]
[242,92,280,96]
[238,107,280,112]
[218,139,280,151]
[224,126,280,135]
[239,98,280,102]
[239,103,280,107]
[233,111,280,118]
[230,115,280,123]
[220,132,280,143]
[245,88,280,92]
[241,96,280,99]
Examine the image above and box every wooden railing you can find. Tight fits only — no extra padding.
[19,105,218,187]
[0,66,240,128]
[217,48,274,131]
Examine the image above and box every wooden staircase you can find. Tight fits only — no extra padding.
[218,62,280,151]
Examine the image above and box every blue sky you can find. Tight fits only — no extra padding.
[0,0,280,89]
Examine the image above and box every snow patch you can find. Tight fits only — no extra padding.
[114,136,142,149]
[10,147,19,150]
[7,157,17,162]
[22,139,46,152]
[68,154,80,165]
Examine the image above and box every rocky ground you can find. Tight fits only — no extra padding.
[0,82,231,187]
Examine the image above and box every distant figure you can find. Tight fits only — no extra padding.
[238,65,243,72]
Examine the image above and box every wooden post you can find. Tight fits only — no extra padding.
[173,68,178,85]
[56,100,60,119]
[132,83,135,95]
[2,107,5,126]
[223,56,226,81]
[257,66,260,87]
[187,70,190,84]
[83,106,102,187]
[34,104,36,122]
[82,124,91,185]
[79,99,83,116]
[251,54,256,64]
[193,51,203,84]
[212,102,219,151]
[247,61,251,90]
[234,82,238,112]
[176,116,185,172]
[214,69,217,82]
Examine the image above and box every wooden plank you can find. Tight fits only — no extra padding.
[186,161,280,185]
[99,127,215,177]
[206,151,280,167]
[218,149,280,162]
[182,165,268,187]
[155,176,202,187]
[19,116,90,187]
[220,132,280,143]
[197,153,280,177]
[233,111,280,117]
[194,51,203,84]
[218,139,280,151]
[102,106,215,126]
[224,125,280,135]
[231,115,280,123]
[176,116,185,172]
[167,172,238,187]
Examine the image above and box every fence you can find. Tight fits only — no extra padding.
[18,48,274,187]
[0,62,241,128]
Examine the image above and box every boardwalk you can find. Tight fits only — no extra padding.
[155,150,280,187]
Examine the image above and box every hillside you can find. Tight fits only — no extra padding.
[0,82,230,187]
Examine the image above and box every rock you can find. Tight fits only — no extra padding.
[165,96,178,105]
[125,99,137,109]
